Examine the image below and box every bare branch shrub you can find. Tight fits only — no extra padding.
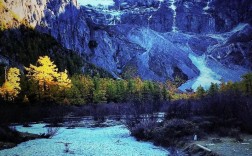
[41,127,60,139]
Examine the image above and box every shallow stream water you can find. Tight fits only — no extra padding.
[0,121,170,156]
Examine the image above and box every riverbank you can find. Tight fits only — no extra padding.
[0,126,42,150]
[126,116,252,156]
[185,134,252,156]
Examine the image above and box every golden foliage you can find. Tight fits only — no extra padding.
[25,56,59,92]
[58,70,71,90]
[25,56,72,98]
[0,67,21,101]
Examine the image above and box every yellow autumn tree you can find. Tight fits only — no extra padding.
[58,70,72,90]
[25,56,59,96]
[25,56,72,100]
[0,67,21,101]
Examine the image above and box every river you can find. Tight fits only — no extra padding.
[0,122,169,156]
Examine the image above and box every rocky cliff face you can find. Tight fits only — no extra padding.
[92,0,252,33]
[37,0,91,55]
[1,0,251,89]
[2,0,90,55]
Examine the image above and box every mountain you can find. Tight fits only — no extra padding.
[0,0,113,78]
[0,0,251,90]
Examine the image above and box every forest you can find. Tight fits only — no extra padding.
[1,55,252,105]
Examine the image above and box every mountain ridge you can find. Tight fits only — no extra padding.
[0,0,251,90]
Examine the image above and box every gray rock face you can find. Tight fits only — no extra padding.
[175,0,216,33]
[106,0,252,34]
[120,4,174,32]
[212,0,252,32]
[3,0,90,55]
[37,0,91,55]
[209,24,252,69]
[3,0,48,27]
[126,27,199,81]
[188,36,218,56]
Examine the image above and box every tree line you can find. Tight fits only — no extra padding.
[0,55,252,105]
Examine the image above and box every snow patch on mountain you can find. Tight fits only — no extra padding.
[78,0,115,7]
[180,54,221,91]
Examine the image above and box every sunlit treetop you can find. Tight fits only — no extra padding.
[25,55,72,94]
[58,70,72,90]
[25,56,59,89]
[0,67,21,101]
